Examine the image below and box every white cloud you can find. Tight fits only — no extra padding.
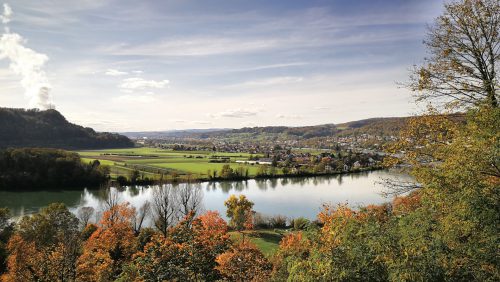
[119,77,169,91]
[105,68,128,76]
[1,3,12,24]
[314,106,330,110]
[209,108,261,118]
[132,70,143,74]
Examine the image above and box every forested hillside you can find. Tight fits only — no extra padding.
[0,108,133,149]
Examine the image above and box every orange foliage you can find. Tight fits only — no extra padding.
[4,233,80,282]
[76,203,137,282]
[193,211,230,247]
[392,192,421,216]
[2,234,41,282]
[216,241,272,282]
[363,204,391,222]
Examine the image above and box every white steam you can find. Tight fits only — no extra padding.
[0,3,11,24]
[0,3,54,109]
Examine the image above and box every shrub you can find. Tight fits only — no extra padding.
[293,217,310,230]
[253,213,270,229]
[116,175,128,186]
[269,215,287,228]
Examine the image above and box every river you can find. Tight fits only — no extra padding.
[0,170,409,221]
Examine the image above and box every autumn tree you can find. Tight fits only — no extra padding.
[4,203,81,282]
[408,0,499,108]
[133,211,230,281]
[224,195,254,234]
[386,0,500,279]
[271,232,311,281]
[76,202,137,281]
[0,208,13,275]
[215,241,272,282]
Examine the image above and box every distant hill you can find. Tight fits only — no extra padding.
[0,108,134,149]
[199,117,408,140]
[121,117,410,141]
[120,114,466,142]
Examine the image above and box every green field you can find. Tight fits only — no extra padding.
[76,147,265,180]
[229,229,287,257]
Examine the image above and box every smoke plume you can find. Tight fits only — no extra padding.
[0,3,54,109]
[0,3,11,24]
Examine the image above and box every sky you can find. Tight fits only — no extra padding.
[0,0,444,132]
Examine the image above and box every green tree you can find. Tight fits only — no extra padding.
[224,195,254,234]
[220,164,234,179]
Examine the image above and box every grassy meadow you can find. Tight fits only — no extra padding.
[77,147,264,180]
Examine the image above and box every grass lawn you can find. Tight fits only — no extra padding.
[229,229,289,257]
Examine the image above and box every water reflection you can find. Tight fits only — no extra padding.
[0,170,408,221]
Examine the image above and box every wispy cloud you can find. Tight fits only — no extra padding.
[105,68,128,76]
[119,77,169,92]
[101,37,283,57]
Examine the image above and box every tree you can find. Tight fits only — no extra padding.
[77,207,95,229]
[4,203,81,282]
[408,0,499,108]
[220,164,234,179]
[129,169,140,184]
[133,211,230,281]
[0,208,13,275]
[133,201,151,235]
[152,185,178,236]
[76,202,137,281]
[215,241,272,281]
[176,184,204,220]
[224,195,254,234]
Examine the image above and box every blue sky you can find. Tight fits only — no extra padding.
[0,0,444,131]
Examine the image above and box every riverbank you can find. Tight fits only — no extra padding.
[110,165,385,186]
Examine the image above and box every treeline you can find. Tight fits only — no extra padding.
[0,108,134,149]
[0,148,110,190]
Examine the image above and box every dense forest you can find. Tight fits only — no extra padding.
[0,148,110,190]
[0,108,133,149]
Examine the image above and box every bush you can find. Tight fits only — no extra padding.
[293,217,310,230]
[253,213,270,229]
[116,175,128,186]
[269,215,287,228]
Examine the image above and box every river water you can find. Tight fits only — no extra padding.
[0,170,409,221]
